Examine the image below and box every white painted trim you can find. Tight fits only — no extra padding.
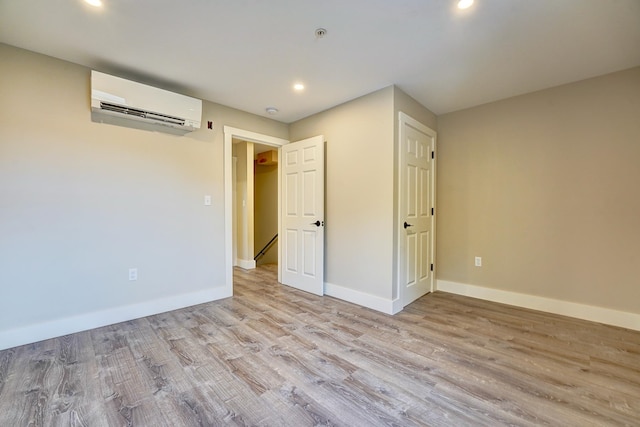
[325,282,396,315]
[223,126,289,148]
[437,280,640,332]
[224,130,234,293]
[236,258,256,270]
[0,286,231,351]
[396,112,437,307]
[277,148,282,284]
[223,126,288,293]
[232,156,238,267]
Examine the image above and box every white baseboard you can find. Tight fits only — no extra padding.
[437,280,640,332]
[236,258,256,270]
[325,282,399,314]
[0,286,232,351]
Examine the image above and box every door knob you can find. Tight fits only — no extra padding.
[404,221,413,229]
[311,220,324,227]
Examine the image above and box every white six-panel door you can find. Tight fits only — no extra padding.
[399,113,436,307]
[280,136,325,296]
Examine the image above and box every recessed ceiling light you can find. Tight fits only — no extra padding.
[293,83,305,91]
[457,0,474,9]
[84,0,103,7]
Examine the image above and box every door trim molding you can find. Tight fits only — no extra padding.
[224,126,288,292]
[396,112,437,309]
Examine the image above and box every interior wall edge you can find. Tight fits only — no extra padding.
[0,285,231,351]
[437,280,640,332]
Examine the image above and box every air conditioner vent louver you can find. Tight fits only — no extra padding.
[100,102,186,126]
[91,70,202,133]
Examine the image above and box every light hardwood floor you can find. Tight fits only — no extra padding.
[1,264,639,426]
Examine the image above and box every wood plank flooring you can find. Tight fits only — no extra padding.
[1,264,639,426]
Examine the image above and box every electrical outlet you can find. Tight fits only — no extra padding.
[474,257,482,267]
[204,195,212,206]
[129,268,138,281]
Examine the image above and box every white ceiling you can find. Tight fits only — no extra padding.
[1,0,639,123]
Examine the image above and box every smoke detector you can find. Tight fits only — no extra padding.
[265,107,279,115]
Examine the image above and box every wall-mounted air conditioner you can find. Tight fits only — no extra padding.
[91,70,202,133]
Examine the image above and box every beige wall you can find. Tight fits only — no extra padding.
[393,88,438,131]
[254,162,278,265]
[290,86,395,299]
[437,67,640,314]
[0,44,288,349]
[289,86,436,303]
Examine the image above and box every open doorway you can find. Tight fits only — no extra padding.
[224,127,326,298]
[232,139,279,269]
[224,126,288,293]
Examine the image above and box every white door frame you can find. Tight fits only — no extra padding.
[224,126,288,292]
[396,112,437,308]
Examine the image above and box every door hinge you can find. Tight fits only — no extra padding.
[431,207,434,216]
[431,151,434,159]
[430,263,434,271]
